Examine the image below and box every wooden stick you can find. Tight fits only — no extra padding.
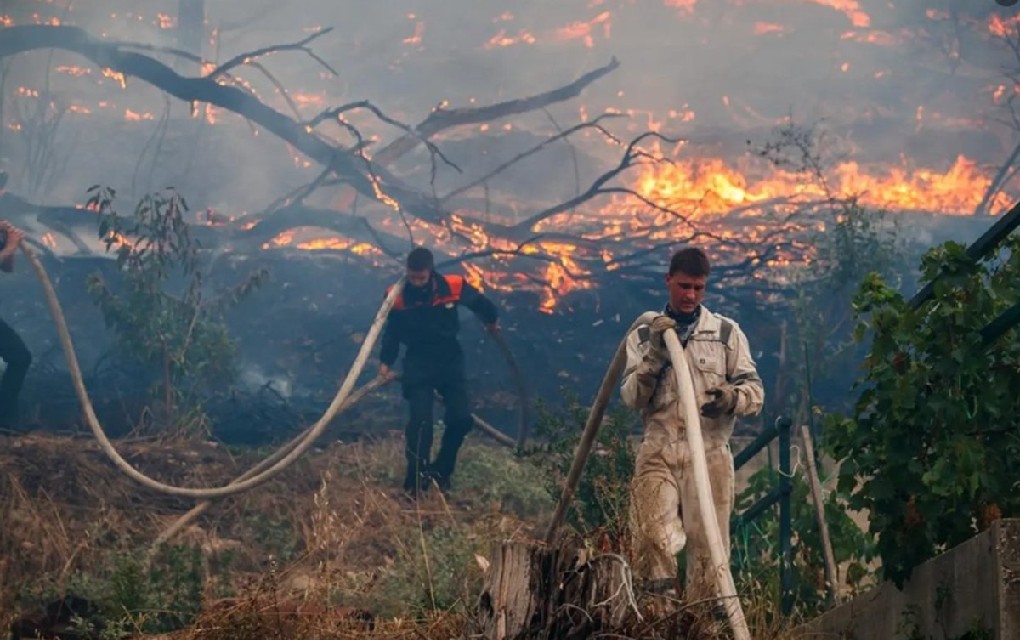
[543,311,658,546]
[800,424,840,606]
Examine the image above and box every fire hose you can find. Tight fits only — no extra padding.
[543,312,751,640]
[21,242,527,504]
[24,239,746,632]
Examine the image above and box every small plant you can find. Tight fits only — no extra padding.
[523,389,638,549]
[85,186,267,433]
[732,462,876,616]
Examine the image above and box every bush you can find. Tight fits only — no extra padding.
[825,235,1020,586]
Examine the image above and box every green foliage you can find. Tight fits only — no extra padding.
[58,545,208,637]
[453,439,555,518]
[84,186,267,430]
[732,461,876,615]
[522,390,638,547]
[824,235,1020,586]
[360,521,485,619]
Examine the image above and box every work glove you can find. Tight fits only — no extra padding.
[648,315,677,358]
[700,384,738,418]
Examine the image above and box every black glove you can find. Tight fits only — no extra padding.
[700,385,738,418]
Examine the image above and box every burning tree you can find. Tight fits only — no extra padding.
[0,0,1017,420]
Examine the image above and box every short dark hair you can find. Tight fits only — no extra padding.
[669,247,710,277]
[406,246,434,271]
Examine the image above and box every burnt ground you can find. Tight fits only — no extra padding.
[0,210,995,444]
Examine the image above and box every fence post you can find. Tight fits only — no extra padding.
[778,416,794,615]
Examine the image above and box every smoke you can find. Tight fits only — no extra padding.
[0,0,1016,220]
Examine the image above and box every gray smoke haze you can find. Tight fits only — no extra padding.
[0,0,1017,241]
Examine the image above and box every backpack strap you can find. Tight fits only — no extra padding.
[719,318,733,348]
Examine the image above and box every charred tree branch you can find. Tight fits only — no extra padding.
[372,57,620,166]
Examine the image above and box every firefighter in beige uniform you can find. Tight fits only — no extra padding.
[620,247,764,598]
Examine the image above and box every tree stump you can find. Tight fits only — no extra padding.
[475,541,639,640]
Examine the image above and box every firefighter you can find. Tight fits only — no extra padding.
[620,247,764,601]
[0,219,31,430]
[378,247,500,496]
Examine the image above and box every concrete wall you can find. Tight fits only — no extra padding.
[795,518,1020,640]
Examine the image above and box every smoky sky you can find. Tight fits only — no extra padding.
[0,0,1017,233]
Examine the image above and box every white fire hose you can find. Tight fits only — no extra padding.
[545,316,750,640]
[663,329,750,639]
[24,238,748,633]
[22,241,404,499]
[21,240,526,548]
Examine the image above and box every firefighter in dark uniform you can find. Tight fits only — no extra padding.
[378,247,500,495]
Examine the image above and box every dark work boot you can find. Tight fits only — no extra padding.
[403,458,431,498]
[428,448,459,494]
[425,464,451,493]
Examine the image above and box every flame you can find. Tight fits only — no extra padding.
[664,0,697,13]
[292,92,326,108]
[840,29,907,46]
[101,68,126,89]
[156,12,176,29]
[632,153,1011,216]
[260,230,383,257]
[554,11,611,48]
[485,28,537,48]
[55,65,91,77]
[125,108,154,121]
[296,237,382,255]
[755,22,787,36]
[988,14,1020,38]
[804,0,870,27]
[403,21,425,45]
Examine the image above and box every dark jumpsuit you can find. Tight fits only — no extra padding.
[0,316,30,426]
[379,272,498,490]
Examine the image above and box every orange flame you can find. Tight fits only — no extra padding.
[664,0,697,13]
[632,154,1010,216]
[805,0,870,27]
[554,11,611,48]
[755,23,787,36]
[125,108,154,121]
[988,14,1020,38]
[101,68,126,89]
[485,28,537,48]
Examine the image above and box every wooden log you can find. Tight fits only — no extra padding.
[801,424,840,605]
[475,541,639,640]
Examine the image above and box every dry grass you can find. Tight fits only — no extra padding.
[1,432,805,639]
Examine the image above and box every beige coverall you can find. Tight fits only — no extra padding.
[620,307,764,598]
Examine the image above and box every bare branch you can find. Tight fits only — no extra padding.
[372,57,621,166]
[441,113,624,203]
[208,27,337,79]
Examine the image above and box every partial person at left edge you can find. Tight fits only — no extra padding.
[0,218,32,431]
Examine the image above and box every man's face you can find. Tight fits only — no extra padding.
[666,271,707,314]
[406,268,431,288]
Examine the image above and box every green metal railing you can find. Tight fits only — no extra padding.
[730,416,795,615]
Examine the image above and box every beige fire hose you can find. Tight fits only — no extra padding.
[151,378,515,552]
[663,330,750,639]
[22,241,405,499]
[21,240,523,540]
[544,316,750,640]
